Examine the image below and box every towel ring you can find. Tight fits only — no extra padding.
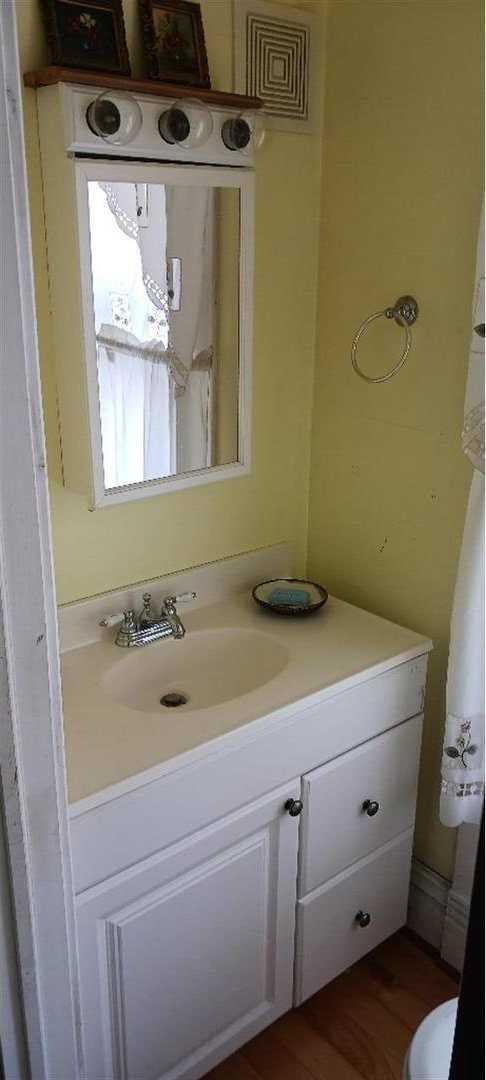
[351,295,419,384]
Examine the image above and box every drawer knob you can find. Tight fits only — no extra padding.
[362,798,380,817]
[355,910,371,928]
[284,798,303,817]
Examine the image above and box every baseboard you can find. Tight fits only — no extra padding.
[407,857,469,973]
[441,889,470,973]
[407,857,450,951]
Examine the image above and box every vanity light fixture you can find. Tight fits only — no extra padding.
[158,99,213,149]
[221,112,265,154]
[86,90,143,145]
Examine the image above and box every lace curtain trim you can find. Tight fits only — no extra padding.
[143,271,170,317]
[99,182,138,241]
[441,779,484,798]
[462,400,485,473]
[99,184,170,318]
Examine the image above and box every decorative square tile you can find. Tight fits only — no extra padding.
[234,0,319,133]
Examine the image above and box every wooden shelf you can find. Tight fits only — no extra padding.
[23,67,263,111]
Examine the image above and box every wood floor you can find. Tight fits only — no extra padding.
[204,932,459,1080]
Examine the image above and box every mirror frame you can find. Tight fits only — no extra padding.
[74,160,254,508]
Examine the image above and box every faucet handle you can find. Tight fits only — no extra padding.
[100,611,136,643]
[99,611,126,628]
[98,610,137,647]
[163,591,196,608]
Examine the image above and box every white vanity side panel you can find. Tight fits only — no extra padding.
[70,656,427,893]
[36,87,94,499]
[299,713,423,894]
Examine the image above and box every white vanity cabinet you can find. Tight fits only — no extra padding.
[70,685,425,1080]
[75,781,301,1080]
[64,580,432,1080]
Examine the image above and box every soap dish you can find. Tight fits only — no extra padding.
[252,578,328,617]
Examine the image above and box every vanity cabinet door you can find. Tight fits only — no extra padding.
[75,781,300,1080]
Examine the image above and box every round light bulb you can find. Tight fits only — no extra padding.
[86,91,143,146]
[158,99,213,149]
[221,111,265,155]
[221,116,252,151]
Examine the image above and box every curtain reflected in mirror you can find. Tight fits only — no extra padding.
[86,180,240,490]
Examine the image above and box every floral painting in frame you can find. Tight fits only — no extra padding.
[40,0,131,75]
[139,0,210,88]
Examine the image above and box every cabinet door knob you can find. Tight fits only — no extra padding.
[284,798,303,817]
[362,798,380,817]
[355,910,371,928]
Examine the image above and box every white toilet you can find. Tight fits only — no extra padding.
[402,997,458,1079]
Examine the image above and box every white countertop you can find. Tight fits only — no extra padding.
[61,592,432,806]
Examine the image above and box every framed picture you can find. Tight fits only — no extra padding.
[40,0,131,75]
[139,0,210,89]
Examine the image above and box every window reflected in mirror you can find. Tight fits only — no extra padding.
[86,179,240,491]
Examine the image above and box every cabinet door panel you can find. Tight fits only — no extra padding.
[295,830,413,1005]
[300,715,422,893]
[118,838,270,1077]
[76,782,300,1080]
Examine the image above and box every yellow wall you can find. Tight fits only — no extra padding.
[16,0,326,604]
[308,0,484,880]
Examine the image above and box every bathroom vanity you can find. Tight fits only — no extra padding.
[60,548,432,1080]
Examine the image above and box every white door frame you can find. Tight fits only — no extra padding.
[0,804,28,1080]
[0,5,82,1077]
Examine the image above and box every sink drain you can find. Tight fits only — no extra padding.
[160,691,189,708]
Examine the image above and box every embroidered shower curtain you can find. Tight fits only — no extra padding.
[440,205,485,827]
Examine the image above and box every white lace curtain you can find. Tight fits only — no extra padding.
[166,184,214,474]
[440,204,485,826]
[91,181,213,486]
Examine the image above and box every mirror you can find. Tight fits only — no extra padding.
[75,162,253,506]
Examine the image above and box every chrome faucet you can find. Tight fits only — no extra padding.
[160,595,187,639]
[100,592,196,647]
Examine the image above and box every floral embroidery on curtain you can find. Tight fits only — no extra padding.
[444,717,480,768]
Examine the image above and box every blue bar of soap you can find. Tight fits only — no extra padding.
[269,587,311,608]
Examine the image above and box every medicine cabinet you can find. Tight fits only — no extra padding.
[28,75,260,507]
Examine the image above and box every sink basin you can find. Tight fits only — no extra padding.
[100,627,289,713]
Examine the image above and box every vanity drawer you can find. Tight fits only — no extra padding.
[299,714,422,895]
[294,830,413,1005]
